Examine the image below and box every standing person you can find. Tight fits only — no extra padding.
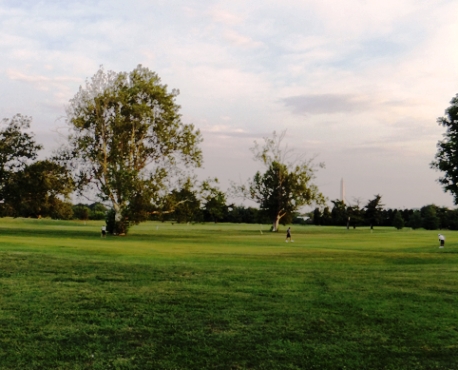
[438,234,445,248]
[286,227,292,243]
[101,225,107,238]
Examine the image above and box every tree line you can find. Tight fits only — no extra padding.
[1,65,457,235]
[311,199,458,230]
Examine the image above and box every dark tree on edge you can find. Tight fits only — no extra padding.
[431,93,458,204]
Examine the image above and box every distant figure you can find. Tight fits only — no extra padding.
[438,234,445,248]
[286,227,292,243]
[101,226,107,238]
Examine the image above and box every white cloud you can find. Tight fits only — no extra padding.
[209,8,243,25]
[223,30,264,49]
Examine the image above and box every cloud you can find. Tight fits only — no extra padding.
[223,30,264,49]
[282,94,372,115]
[209,8,243,25]
[7,70,80,88]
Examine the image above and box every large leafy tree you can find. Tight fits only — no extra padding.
[60,65,202,234]
[235,131,325,231]
[431,93,458,203]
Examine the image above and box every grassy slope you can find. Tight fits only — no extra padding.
[0,218,457,369]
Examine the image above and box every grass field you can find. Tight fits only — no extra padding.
[0,218,457,369]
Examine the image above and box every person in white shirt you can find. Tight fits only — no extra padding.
[438,234,445,248]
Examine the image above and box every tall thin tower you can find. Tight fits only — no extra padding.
[340,178,345,204]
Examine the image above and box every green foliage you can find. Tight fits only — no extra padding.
[313,207,322,225]
[431,93,458,204]
[392,211,405,230]
[73,203,107,220]
[201,178,227,223]
[421,205,440,230]
[0,115,42,199]
[347,203,364,228]
[364,194,384,229]
[225,205,263,223]
[170,188,201,223]
[2,160,74,218]
[73,204,90,220]
[331,199,347,226]
[409,210,423,229]
[59,65,202,234]
[321,206,332,225]
[235,131,325,231]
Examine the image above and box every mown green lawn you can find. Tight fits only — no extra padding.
[0,218,457,369]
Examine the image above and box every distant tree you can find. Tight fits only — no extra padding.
[162,179,201,223]
[436,206,451,229]
[52,201,74,220]
[234,131,325,231]
[89,202,107,220]
[381,209,395,227]
[346,204,363,229]
[201,178,227,223]
[313,207,322,225]
[409,211,423,229]
[400,209,414,225]
[421,205,440,230]
[3,160,74,218]
[58,65,202,234]
[431,93,458,204]
[0,114,42,206]
[173,189,201,223]
[226,205,262,224]
[331,199,347,226]
[392,211,405,230]
[73,204,91,220]
[364,195,384,229]
[321,206,332,226]
[448,209,458,230]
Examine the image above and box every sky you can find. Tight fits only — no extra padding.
[0,0,457,209]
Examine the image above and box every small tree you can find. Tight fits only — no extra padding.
[313,207,322,225]
[234,131,325,231]
[201,178,227,223]
[409,211,422,229]
[73,204,91,220]
[421,205,440,230]
[321,206,332,226]
[392,211,405,230]
[331,199,347,226]
[364,194,384,229]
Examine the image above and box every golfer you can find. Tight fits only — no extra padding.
[101,225,107,238]
[438,234,445,248]
[286,227,292,242]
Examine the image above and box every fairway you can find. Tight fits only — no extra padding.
[1,219,457,369]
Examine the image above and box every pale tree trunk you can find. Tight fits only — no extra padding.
[272,213,283,232]
[112,202,128,235]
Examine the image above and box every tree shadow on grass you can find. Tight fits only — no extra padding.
[0,227,101,240]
